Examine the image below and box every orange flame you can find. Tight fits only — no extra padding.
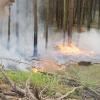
[32,68,38,73]
[56,43,94,55]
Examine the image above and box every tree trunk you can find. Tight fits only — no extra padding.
[98,0,100,29]
[33,0,38,57]
[67,0,74,45]
[7,5,11,50]
[63,0,67,44]
[0,21,3,43]
[16,0,19,49]
[45,0,49,49]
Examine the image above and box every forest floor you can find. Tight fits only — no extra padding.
[0,61,100,100]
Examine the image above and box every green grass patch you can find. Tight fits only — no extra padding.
[1,70,69,95]
[61,64,100,89]
[6,71,58,86]
[0,64,100,97]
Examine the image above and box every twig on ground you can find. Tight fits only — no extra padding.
[84,87,100,99]
[39,85,48,100]
[0,93,8,100]
[57,86,83,100]
[3,92,17,96]
[25,73,38,100]
[0,65,25,97]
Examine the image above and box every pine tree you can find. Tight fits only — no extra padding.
[16,0,19,49]
[67,0,74,45]
[7,5,11,50]
[44,0,49,48]
[33,0,38,57]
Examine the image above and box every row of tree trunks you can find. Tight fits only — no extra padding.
[0,0,100,57]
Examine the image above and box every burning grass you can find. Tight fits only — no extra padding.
[56,43,95,56]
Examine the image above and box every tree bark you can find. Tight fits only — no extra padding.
[67,0,74,45]
[45,0,49,49]
[16,0,19,49]
[7,5,11,50]
[33,0,38,57]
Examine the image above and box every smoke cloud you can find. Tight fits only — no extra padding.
[0,0,100,70]
[76,29,100,53]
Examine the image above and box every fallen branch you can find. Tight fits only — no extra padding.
[3,92,17,96]
[39,85,48,100]
[0,63,100,100]
[57,86,83,100]
[25,74,38,100]
[0,93,8,100]
[84,87,100,99]
[0,65,25,97]
[35,71,100,100]
[60,76,100,100]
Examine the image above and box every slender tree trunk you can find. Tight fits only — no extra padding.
[76,0,82,32]
[92,0,97,20]
[67,0,74,45]
[87,0,93,30]
[45,0,49,49]
[0,21,3,43]
[98,0,100,29]
[7,5,11,50]
[16,0,19,49]
[63,0,67,44]
[33,0,38,57]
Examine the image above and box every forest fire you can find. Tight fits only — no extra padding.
[56,43,95,56]
[32,68,38,73]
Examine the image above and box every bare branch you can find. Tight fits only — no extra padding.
[25,73,38,100]
[57,86,83,100]
[39,85,48,100]
[0,65,25,97]
[0,93,8,100]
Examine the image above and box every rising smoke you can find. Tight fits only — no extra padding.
[0,0,100,70]
[78,29,100,53]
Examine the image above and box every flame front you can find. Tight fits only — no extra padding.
[32,68,38,73]
[56,43,94,55]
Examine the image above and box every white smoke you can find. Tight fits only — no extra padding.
[0,0,100,70]
[77,29,100,53]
